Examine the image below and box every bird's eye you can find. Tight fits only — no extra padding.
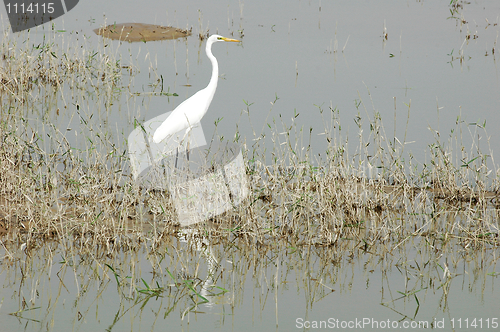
[217,37,223,40]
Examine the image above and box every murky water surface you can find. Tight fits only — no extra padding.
[1,0,499,331]
[0,236,498,331]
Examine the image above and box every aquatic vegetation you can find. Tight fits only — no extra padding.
[0,11,498,330]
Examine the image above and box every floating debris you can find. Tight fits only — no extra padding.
[94,23,191,42]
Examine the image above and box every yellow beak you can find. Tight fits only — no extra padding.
[222,37,241,42]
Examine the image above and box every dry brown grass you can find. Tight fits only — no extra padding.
[0,26,498,328]
[0,28,498,256]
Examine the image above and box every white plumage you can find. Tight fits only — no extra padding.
[153,35,240,144]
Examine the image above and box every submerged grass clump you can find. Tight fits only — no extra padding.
[0,28,122,104]
[0,24,498,254]
[0,23,499,328]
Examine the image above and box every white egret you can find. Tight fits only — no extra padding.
[153,35,240,144]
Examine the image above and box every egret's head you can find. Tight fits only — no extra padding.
[209,34,240,43]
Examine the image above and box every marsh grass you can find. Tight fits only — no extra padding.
[0,24,499,329]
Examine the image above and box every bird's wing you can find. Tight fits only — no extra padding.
[153,89,211,143]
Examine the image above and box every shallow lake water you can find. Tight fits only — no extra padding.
[9,0,500,165]
[0,233,498,331]
[1,0,499,331]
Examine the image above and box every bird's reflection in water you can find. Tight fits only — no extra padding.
[178,227,230,309]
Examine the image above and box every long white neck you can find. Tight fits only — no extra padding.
[205,40,219,96]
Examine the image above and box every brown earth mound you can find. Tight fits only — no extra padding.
[94,23,191,42]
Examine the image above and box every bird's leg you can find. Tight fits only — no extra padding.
[179,126,192,162]
[139,122,164,188]
[186,133,190,162]
[175,146,179,169]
